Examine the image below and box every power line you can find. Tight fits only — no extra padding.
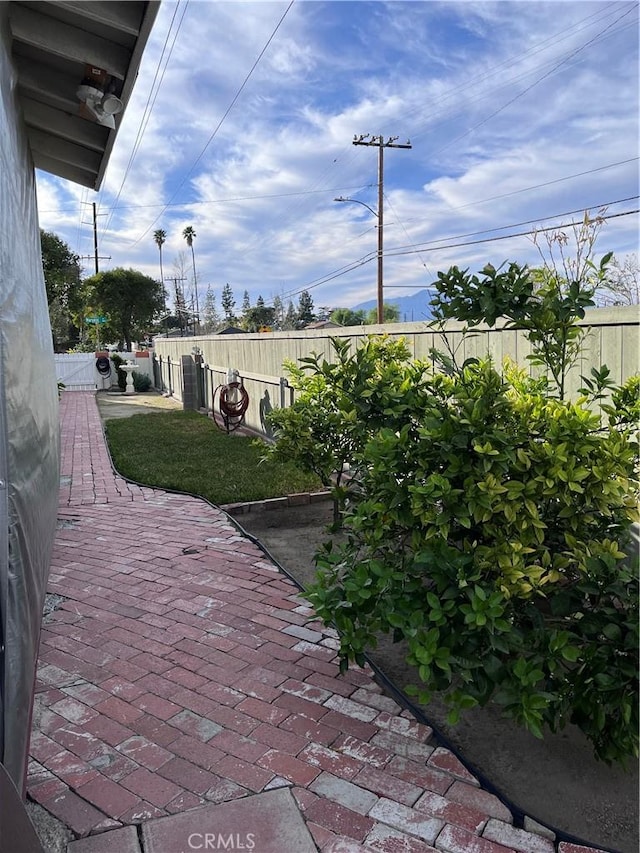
[39,2,637,301]
[43,157,635,233]
[385,208,639,260]
[321,196,639,278]
[427,4,637,159]
[277,3,634,237]
[418,159,639,217]
[38,184,377,215]
[129,0,296,248]
[407,20,636,148]
[272,207,639,304]
[387,196,639,254]
[101,0,190,237]
[400,3,631,137]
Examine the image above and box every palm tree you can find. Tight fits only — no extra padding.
[153,228,166,283]
[183,225,199,332]
[153,229,167,333]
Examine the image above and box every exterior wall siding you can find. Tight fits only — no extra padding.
[0,6,61,791]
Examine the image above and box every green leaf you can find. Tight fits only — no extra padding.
[601,623,621,641]
[561,646,581,662]
[446,707,461,725]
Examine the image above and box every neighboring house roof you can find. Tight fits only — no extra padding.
[217,326,247,335]
[8,1,159,190]
[305,319,342,329]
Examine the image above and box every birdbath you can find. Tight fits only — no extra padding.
[121,360,137,395]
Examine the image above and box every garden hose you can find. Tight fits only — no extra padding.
[213,381,250,432]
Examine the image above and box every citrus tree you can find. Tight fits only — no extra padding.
[267,272,639,765]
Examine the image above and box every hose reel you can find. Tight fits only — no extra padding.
[95,356,111,377]
[212,381,249,433]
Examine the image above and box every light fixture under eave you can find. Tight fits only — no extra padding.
[76,82,123,130]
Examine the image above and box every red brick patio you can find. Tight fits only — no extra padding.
[26,392,606,853]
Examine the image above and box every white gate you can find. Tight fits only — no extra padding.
[54,353,98,390]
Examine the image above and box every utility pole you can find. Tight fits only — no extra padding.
[81,202,110,273]
[92,202,99,275]
[352,134,412,323]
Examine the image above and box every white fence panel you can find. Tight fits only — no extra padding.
[54,354,98,390]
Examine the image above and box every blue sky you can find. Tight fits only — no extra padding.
[36,0,639,316]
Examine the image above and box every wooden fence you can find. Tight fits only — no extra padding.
[153,306,639,437]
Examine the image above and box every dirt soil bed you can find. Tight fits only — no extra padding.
[228,498,639,853]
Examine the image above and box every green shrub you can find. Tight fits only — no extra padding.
[428,252,611,400]
[133,371,152,392]
[306,352,638,764]
[109,354,150,392]
[606,374,640,428]
[110,353,127,390]
[265,335,415,523]
[268,326,639,764]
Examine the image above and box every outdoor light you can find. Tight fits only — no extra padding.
[76,83,123,130]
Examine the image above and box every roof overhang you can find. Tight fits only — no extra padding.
[8,1,159,190]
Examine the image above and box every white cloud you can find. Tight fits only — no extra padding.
[36,0,639,314]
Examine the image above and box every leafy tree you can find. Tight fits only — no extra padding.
[365,302,400,324]
[174,282,188,333]
[202,286,220,333]
[221,283,236,323]
[244,304,276,332]
[430,213,616,400]
[283,301,297,330]
[429,254,609,400]
[272,294,285,330]
[40,230,83,350]
[240,293,274,331]
[83,268,164,350]
[296,290,316,328]
[41,230,82,304]
[266,336,412,523]
[241,289,251,319]
[330,307,365,327]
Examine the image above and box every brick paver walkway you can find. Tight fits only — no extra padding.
[27,392,605,853]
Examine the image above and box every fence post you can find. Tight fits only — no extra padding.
[208,365,216,414]
[181,356,198,410]
[193,349,205,409]
[152,355,161,390]
[279,376,289,409]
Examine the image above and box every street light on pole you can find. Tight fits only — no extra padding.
[334,195,381,321]
[334,196,378,219]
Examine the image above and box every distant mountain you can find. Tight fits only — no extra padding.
[352,288,433,323]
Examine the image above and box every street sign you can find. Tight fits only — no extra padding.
[86,316,107,324]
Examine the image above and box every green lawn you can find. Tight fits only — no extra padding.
[104,410,322,505]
